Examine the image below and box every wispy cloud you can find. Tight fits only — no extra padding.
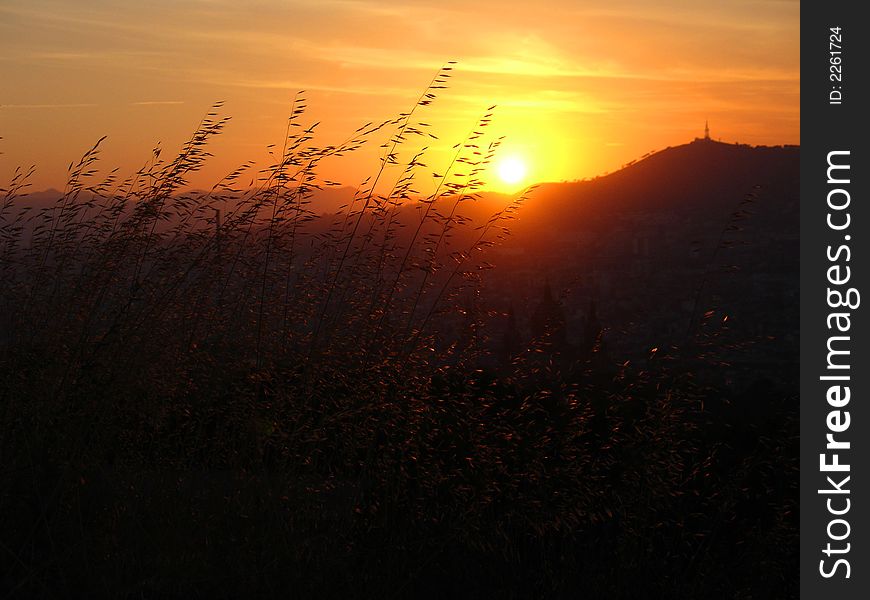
[0,103,99,109]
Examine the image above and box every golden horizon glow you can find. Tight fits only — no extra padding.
[0,0,799,192]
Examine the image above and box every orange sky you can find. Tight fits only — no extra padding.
[0,0,799,193]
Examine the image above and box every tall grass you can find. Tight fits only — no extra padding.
[0,69,797,599]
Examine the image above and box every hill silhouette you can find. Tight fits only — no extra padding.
[507,138,798,242]
[308,138,800,264]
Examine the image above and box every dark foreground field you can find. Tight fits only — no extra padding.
[1,355,798,599]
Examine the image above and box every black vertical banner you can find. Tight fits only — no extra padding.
[801,2,868,597]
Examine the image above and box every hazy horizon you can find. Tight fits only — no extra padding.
[13,133,798,199]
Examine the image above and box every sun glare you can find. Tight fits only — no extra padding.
[497,157,527,186]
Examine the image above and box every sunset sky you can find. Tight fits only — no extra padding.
[1,0,799,193]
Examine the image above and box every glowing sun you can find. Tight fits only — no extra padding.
[497,157,527,185]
